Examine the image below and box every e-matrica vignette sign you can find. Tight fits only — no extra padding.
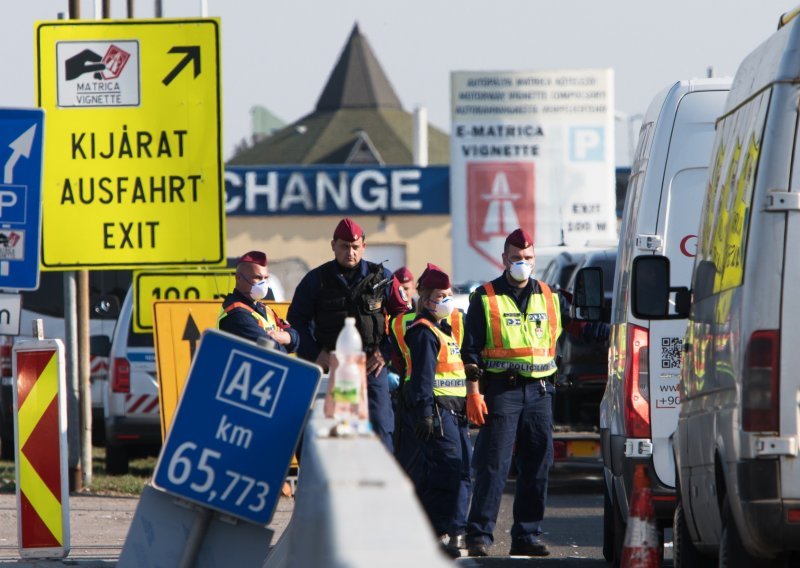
[35,19,225,270]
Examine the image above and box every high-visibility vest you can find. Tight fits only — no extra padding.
[406,317,466,397]
[391,310,464,383]
[217,301,278,331]
[480,281,561,378]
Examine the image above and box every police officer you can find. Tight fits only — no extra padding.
[390,265,465,484]
[393,266,416,311]
[403,264,471,557]
[461,228,562,558]
[288,218,408,451]
[218,250,298,353]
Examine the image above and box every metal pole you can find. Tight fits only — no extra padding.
[64,0,83,491]
[127,0,134,18]
[412,106,429,167]
[64,272,81,491]
[200,0,208,17]
[155,0,163,17]
[102,0,111,18]
[78,271,92,485]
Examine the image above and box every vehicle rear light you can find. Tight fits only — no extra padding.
[788,509,800,523]
[0,338,11,378]
[743,329,779,432]
[624,324,651,438]
[111,357,130,393]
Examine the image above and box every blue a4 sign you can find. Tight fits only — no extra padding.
[0,108,43,291]
[154,329,321,525]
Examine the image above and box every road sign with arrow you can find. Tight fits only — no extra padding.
[35,19,224,270]
[150,300,290,439]
[0,108,44,290]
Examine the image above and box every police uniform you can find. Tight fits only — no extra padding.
[217,288,298,353]
[287,218,407,451]
[218,251,299,353]
[390,308,464,479]
[403,264,471,548]
[461,229,564,557]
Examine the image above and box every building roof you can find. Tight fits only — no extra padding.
[228,23,449,166]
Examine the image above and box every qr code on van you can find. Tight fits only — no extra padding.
[661,337,682,369]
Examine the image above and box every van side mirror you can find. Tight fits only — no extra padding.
[631,255,691,319]
[571,267,604,322]
[93,294,120,319]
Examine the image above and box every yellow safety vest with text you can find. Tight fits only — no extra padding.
[407,317,466,397]
[391,310,464,383]
[217,301,278,331]
[480,281,561,378]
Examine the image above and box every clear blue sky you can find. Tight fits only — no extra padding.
[2,0,796,163]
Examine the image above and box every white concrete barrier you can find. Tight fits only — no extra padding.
[264,400,452,568]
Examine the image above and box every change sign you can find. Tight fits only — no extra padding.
[35,19,225,269]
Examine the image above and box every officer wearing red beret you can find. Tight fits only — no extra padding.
[287,218,408,451]
[393,266,416,311]
[217,251,298,353]
[403,264,471,557]
[461,228,567,558]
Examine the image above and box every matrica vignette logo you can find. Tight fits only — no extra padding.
[467,162,535,269]
[56,41,140,107]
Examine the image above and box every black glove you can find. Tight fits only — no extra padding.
[414,416,434,440]
[465,364,484,382]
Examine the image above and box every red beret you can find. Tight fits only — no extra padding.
[418,263,451,290]
[237,250,268,267]
[393,266,414,283]
[505,228,534,250]
[333,218,364,241]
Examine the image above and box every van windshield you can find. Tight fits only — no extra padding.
[23,271,131,319]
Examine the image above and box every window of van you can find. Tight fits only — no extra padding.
[695,91,769,299]
[22,270,132,318]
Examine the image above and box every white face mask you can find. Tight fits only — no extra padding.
[508,260,533,282]
[429,296,454,320]
[249,280,269,300]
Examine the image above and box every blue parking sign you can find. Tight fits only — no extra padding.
[0,108,44,290]
[154,330,321,525]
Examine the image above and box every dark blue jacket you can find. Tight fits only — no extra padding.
[219,289,299,353]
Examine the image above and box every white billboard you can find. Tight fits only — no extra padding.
[450,68,616,282]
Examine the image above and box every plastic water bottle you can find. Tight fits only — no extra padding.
[325,318,368,426]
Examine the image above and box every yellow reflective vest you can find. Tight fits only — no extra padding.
[406,317,466,397]
[391,309,464,383]
[480,281,561,378]
[217,301,278,331]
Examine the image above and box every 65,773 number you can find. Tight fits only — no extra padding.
[165,441,271,513]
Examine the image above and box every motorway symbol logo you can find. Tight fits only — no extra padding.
[467,161,535,269]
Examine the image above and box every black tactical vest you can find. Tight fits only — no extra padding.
[314,261,389,351]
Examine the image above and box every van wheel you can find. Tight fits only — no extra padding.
[105,443,129,475]
[603,486,615,562]
[611,485,626,567]
[0,434,13,460]
[673,499,712,567]
[719,498,766,568]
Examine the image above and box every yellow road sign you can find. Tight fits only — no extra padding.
[35,19,225,269]
[152,300,291,439]
[133,269,234,332]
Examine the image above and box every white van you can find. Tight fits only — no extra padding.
[632,10,800,565]
[595,78,730,564]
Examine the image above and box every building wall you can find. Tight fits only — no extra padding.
[226,215,452,299]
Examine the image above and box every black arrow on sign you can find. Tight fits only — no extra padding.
[182,314,201,360]
[162,46,201,86]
